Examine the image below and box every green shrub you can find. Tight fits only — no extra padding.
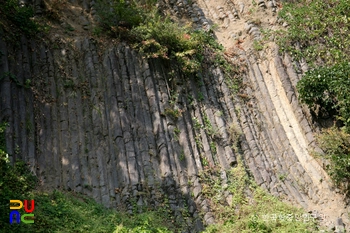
[95,0,226,75]
[0,123,37,201]
[253,40,263,51]
[277,0,350,67]
[297,62,350,131]
[0,0,40,38]
[1,188,173,232]
[316,127,350,196]
[0,122,38,231]
[97,0,146,37]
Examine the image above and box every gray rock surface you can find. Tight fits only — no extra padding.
[0,1,349,230]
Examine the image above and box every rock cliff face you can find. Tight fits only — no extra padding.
[0,0,349,231]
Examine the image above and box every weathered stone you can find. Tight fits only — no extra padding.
[2,5,350,229]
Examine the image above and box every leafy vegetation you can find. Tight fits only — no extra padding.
[200,160,320,233]
[2,189,173,232]
[228,122,242,154]
[253,40,264,51]
[164,108,182,121]
[173,127,180,141]
[315,127,350,196]
[297,62,350,130]
[277,0,350,67]
[95,0,234,76]
[0,0,40,39]
[278,0,350,195]
[0,72,31,88]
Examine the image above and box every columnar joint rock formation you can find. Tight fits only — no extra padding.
[0,36,243,231]
[1,0,349,231]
